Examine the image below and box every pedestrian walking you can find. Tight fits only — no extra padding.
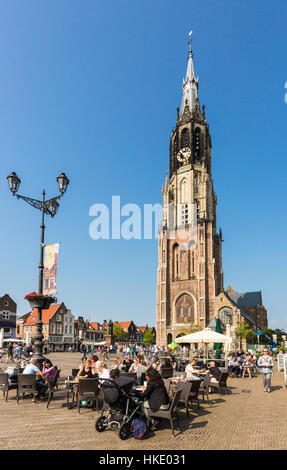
[257,349,274,393]
[6,342,14,363]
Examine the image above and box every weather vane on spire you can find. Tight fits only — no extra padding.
[188,30,193,52]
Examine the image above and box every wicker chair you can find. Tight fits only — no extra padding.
[46,376,71,409]
[17,374,37,403]
[77,378,100,414]
[0,373,9,402]
[147,389,182,437]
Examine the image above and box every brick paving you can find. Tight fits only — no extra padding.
[0,352,286,450]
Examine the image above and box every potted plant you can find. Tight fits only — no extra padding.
[24,291,56,310]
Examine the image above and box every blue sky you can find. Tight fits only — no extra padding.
[0,0,286,329]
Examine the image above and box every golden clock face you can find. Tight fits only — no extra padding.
[177,147,191,163]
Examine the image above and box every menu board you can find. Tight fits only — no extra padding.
[284,355,287,382]
[278,353,284,371]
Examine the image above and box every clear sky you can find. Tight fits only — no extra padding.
[0,0,286,329]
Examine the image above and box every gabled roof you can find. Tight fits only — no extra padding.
[24,304,61,326]
[117,322,132,331]
[229,291,262,308]
[17,312,31,322]
[90,322,104,332]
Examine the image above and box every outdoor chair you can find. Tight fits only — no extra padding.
[187,379,201,409]
[199,375,211,401]
[77,378,99,414]
[163,378,171,396]
[46,376,71,409]
[17,374,37,403]
[120,372,137,381]
[52,368,61,389]
[147,388,182,437]
[161,367,174,379]
[72,368,80,378]
[209,371,229,395]
[0,373,10,402]
[176,381,193,417]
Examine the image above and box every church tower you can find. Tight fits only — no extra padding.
[156,35,224,346]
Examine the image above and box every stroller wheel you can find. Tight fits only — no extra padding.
[118,422,131,440]
[95,416,108,433]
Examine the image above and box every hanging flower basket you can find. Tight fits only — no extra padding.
[24,292,57,310]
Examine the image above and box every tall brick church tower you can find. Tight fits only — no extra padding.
[156,35,224,346]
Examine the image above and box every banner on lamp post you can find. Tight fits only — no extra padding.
[44,243,60,295]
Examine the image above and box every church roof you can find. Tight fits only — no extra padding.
[180,32,199,115]
[229,291,262,308]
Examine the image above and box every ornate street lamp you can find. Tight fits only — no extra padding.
[7,171,69,364]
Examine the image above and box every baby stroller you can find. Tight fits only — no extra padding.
[95,377,145,440]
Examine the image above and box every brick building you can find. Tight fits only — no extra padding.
[156,38,268,346]
[156,38,223,346]
[23,302,74,351]
[0,294,17,345]
[74,317,105,350]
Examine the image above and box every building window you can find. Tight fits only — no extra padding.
[50,324,56,334]
[181,128,190,148]
[219,307,233,327]
[2,312,10,319]
[193,127,201,158]
[56,314,61,322]
[4,301,9,307]
[57,324,62,334]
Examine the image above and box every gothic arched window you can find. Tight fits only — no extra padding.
[175,293,195,324]
[193,127,201,158]
[173,244,180,280]
[219,307,233,327]
[181,128,190,148]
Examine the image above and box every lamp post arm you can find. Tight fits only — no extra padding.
[16,193,62,216]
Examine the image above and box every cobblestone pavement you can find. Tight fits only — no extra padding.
[0,352,286,450]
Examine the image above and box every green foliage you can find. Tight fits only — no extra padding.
[104,323,125,340]
[236,321,255,343]
[142,329,155,345]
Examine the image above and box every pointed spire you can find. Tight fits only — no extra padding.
[180,31,199,116]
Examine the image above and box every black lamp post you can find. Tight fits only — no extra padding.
[7,171,69,364]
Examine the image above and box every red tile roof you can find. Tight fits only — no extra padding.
[117,321,132,331]
[25,304,61,326]
[90,322,102,331]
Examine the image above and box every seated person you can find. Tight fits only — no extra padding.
[42,359,56,382]
[97,362,110,379]
[141,369,170,427]
[77,359,94,378]
[112,358,122,370]
[169,356,177,370]
[122,355,134,373]
[136,359,147,385]
[152,359,161,372]
[242,358,252,378]
[23,358,48,401]
[206,361,221,385]
[128,359,139,374]
[228,357,238,377]
[185,359,198,378]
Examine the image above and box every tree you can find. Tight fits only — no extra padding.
[236,321,255,343]
[142,329,155,345]
[104,323,125,341]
